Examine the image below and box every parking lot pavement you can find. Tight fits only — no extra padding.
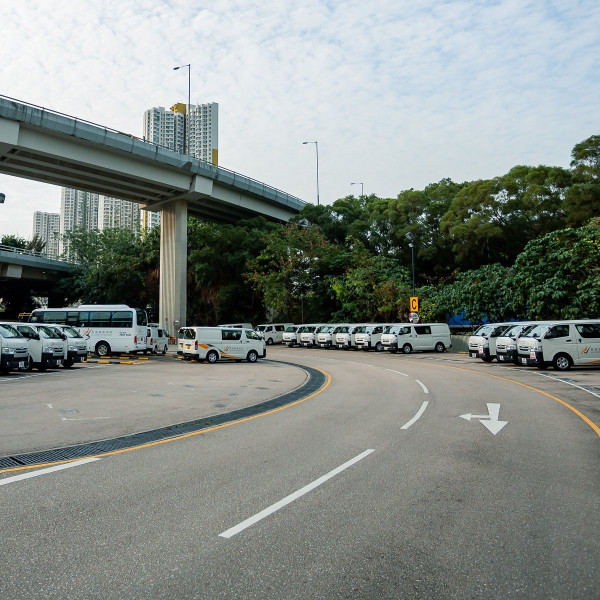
[0,349,308,458]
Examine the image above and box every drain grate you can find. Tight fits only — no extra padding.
[1,361,326,469]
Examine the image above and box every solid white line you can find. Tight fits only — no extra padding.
[385,368,409,377]
[535,373,600,399]
[219,449,375,539]
[401,401,429,429]
[0,458,100,486]
[415,379,429,394]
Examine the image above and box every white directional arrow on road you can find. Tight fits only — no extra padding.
[460,403,507,435]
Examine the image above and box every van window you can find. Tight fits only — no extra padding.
[275,325,285,332]
[546,325,569,339]
[222,329,242,341]
[0,324,22,338]
[576,323,600,338]
[414,326,432,335]
[246,330,262,341]
[182,328,196,340]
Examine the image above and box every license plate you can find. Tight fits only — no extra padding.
[77,356,84,362]
[521,358,528,364]
[186,344,191,349]
[498,355,504,361]
[18,361,24,368]
[470,352,477,358]
[478,346,484,354]
[530,352,536,359]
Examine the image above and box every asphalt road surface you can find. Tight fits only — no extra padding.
[1,347,598,599]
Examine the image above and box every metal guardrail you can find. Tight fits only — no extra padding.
[0,244,67,263]
[0,94,305,208]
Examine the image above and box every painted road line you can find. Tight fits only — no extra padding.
[386,369,409,377]
[415,380,429,394]
[219,449,375,539]
[0,458,100,486]
[401,401,429,430]
[535,373,600,399]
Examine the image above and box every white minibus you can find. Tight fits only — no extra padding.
[45,324,88,367]
[282,325,301,347]
[317,324,348,349]
[0,322,29,375]
[517,320,600,371]
[495,322,542,364]
[255,323,294,345]
[354,324,390,352]
[147,323,169,354]
[468,322,514,362]
[298,324,326,348]
[13,323,64,371]
[180,326,266,363]
[30,304,148,356]
[383,323,451,354]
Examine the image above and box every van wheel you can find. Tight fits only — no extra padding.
[95,342,111,357]
[63,359,74,368]
[206,350,218,364]
[375,341,383,352]
[267,337,274,345]
[553,353,573,371]
[402,343,412,354]
[162,345,167,355]
[20,357,34,372]
[247,350,258,363]
[434,342,445,353]
[0,368,9,376]
[481,356,494,363]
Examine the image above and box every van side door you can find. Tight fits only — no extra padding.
[575,323,600,366]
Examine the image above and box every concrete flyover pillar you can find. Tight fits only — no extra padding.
[159,198,188,338]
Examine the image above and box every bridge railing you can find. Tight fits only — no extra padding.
[0,244,67,263]
[0,94,305,209]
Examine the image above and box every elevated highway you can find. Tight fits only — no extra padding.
[0,95,305,332]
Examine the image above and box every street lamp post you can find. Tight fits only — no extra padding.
[350,182,364,197]
[173,63,191,155]
[302,141,320,205]
[406,232,416,296]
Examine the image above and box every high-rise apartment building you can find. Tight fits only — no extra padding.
[98,196,140,232]
[142,102,219,231]
[32,211,60,259]
[59,188,99,257]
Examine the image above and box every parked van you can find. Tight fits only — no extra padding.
[317,324,347,349]
[45,324,88,367]
[147,323,169,354]
[383,323,451,354]
[299,324,327,348]
[13,323,64,371]
[517,320,600,371]
[255,323,294,345]
[282,325,301,347]
[218,323,253,329]
[468,322,514,362]
[180,326,266,363]
[495,322,542,364]
[335,323,369,349]
[0,322,29,375]
[355,324,389,352]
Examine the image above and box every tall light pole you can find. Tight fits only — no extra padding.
[302,141,320,205]
[173,63,191,155]
[406,232,416,296]
[350,182,364,197]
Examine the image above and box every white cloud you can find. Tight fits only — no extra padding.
[1,0,599,236]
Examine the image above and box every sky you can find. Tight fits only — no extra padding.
[1,0,599,238]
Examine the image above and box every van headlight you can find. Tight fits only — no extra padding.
[2,347,15,355]
[533,344,542,352]
[506,343,516,351]
[68,345,78,351]
[43,346,53,353]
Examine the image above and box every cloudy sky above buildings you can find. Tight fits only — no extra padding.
[1,0,599,238]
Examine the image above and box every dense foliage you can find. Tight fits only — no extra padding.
[2,134,598,324]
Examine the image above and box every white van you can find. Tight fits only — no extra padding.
[317,324,348,349]
[147,323,169,354]
[218,323,253,329]
[45,324,88,367]
[255,323,294,345]
[355,324,389,352]
[282,325,301,347]
[383,323,451,354]
[13,323,64,371]
[517,320,600,371]
[0,322,29,375]
[298,324,327,348]
[335,323,369,349]
[468,322,514,362]
[181,326,266,363]
[495,322,542,364]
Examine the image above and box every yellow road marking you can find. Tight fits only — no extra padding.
[0,367,332,473]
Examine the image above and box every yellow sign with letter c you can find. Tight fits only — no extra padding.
[410,297,419,312]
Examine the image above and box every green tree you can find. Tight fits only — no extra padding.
[1,234,28,249]
[565,134,600,226]
[512,226,600,319]
[330,241,411,321]
[246,223,347,322]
